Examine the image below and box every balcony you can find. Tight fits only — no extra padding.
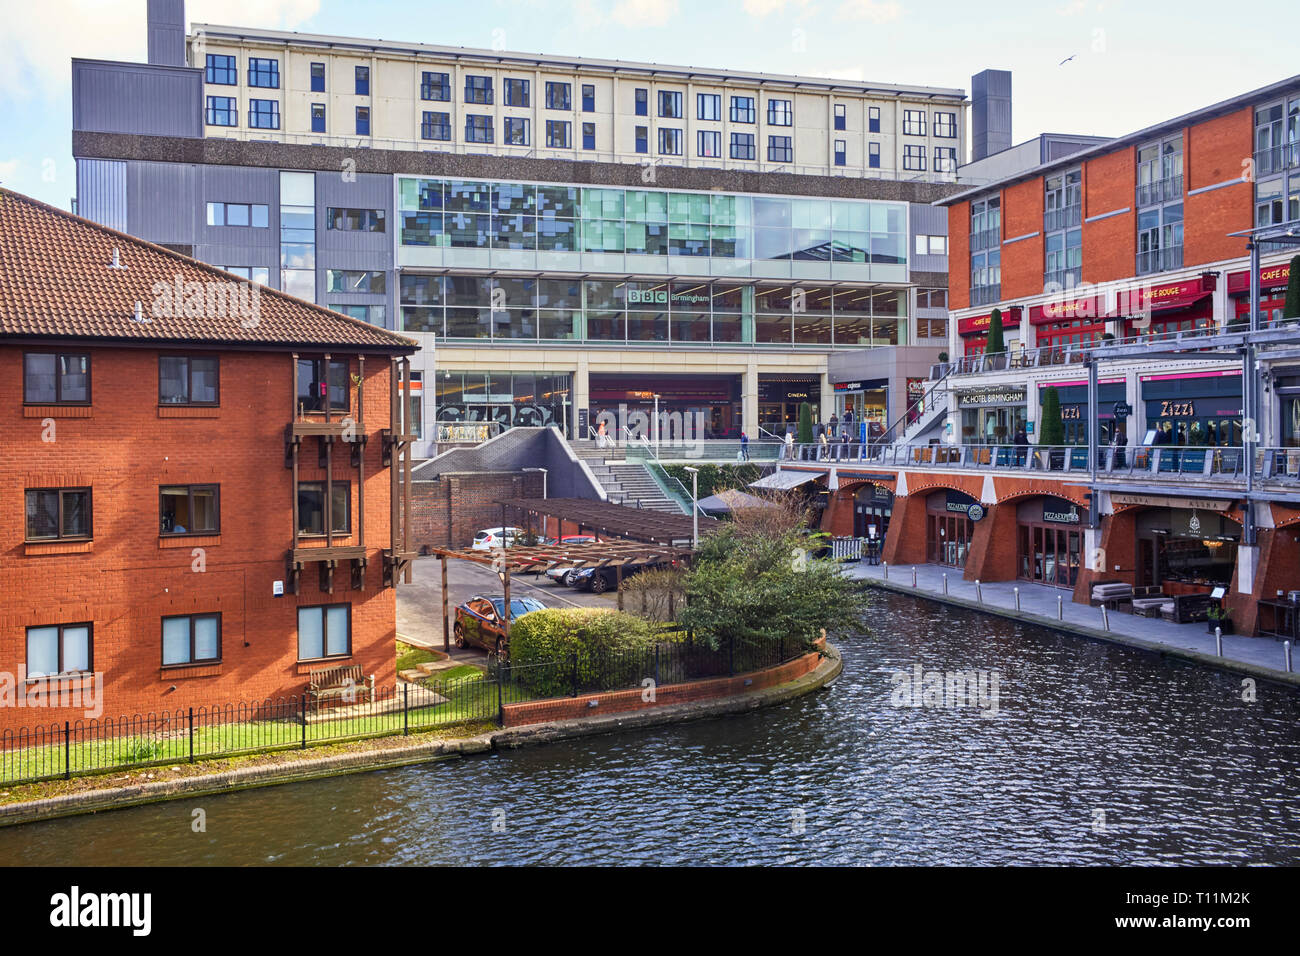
[1254,144,1300,178]
[1043,205,1082,232]
[1043,268,1082,291]
[1136,175,1183,207]
[969,228,1000,254]
[1136,244,1183,276]
[969,283,1001,307]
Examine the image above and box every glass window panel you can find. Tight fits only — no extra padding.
[401,307,443,334]
[794,313,832,344]
[582,188,624,220]
[710,194,750,226]
[625,190,668,222]
[539,310,579,340]
[792,199,832,229]
[668,222,710,256]
[624,221,667,255]
[24,353,57,403]
[585,310,625,340]
[26,490,60,539]
[753,198,792,228]
[444,181,492,212]
[626,311,668,341]
[537,185,579,218]
[712,313,744,343]
[192,487,218,532]
[492,183,535,214]
[756,284,792,313]
[27,627,59,677]
[62,490,89,537]
[537,218,577,251]
[755,227,793,260]
[60,355,89,402]
[537,279,581,309]
[298,608,324,660]
[163,617,190,665]
[756,314,791,344]
[870,233,906,265]
[491,213,536,249]
[62,626,90,672]
[671,313,711,343]
[709,225,751,258]
[581,219,624,253]
[491,309,538,340]
[584,280,627,310]
[445,212,491,247]
[191,358,218,403]
[160,486,189,533]
[194,616,219,660]
[712,283,748,312]
[446,307,491,338]
[297,486,325,535]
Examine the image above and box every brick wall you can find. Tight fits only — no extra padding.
[1185,108,1253,268]
[1081,146,1136,285]
[1,345,403,729]
[1001,180,1045,300]
[948,199,971,311]
[410,472,546,551]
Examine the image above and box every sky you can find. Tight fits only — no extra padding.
[2,0,1298,209]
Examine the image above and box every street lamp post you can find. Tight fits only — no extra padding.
[653,393,661,454]
[684,466,699,550]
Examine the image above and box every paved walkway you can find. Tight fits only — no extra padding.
[846,561,1298,680]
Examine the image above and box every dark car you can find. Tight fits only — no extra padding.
[573,558,674,594]
[453,595,547,652]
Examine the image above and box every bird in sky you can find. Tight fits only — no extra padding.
[1059,54,1077,65]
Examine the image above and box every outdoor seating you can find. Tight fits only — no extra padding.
[307,664,373,708]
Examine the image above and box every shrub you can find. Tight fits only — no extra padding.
[507,608,665,697]
[1039,386,1065,446]
[623,567,686,623]
[797,402,814,444]
[986,308,1005,354]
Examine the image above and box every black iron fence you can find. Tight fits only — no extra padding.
[0,636,820,787]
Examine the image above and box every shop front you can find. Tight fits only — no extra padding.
[853,483,894,542]
[1115,495,1241,593]
[1016,496,1086,589]
[1275,368,1300,447]
[957,307,1022,357]
[926,490,980,568]
[1038,379,1126,446]
[435,370,573,438]
[1116,275,1216,338]
[1029,294,1106,353]
[958,385,1027,445]
[1140,370,1243,452]
[832,379,888,439]
[1227,260,1292,325]
[758,376,822,436]
[590,373,742,439]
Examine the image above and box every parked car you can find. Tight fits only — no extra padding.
[545,564,588,587]
[453,595,547,651]
[558,534,600,545]
[573,558,674,594]
[471,527,525,551]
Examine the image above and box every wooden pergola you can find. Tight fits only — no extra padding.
[496,497,713,546]
[426,538,693,652]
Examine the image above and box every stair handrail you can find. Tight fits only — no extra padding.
[625,426,707,517]
[878,364,954,446]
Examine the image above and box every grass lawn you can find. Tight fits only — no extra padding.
[396,640,438,672]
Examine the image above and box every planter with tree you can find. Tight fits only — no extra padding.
[985,308,1007,370]
[797,401,814,446]
[1039,385,1066,469]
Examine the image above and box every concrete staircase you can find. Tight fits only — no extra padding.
[569,440,685,513]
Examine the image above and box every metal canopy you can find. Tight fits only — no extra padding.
[750,469,823,490]
[497,497,712,545]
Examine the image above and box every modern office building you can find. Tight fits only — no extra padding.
[71,1,978,456]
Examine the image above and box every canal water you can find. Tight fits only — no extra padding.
[3,591,1298,865]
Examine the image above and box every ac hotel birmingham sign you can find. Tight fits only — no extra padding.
[957,386,1027,408]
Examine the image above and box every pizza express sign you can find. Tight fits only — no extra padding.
[1042,498,1083,525]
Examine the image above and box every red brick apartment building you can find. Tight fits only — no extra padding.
[0,189,419,727]
[795,75,1300,634]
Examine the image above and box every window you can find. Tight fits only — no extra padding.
[405,371,423,440]
[582,84,595,112]
[298,604,350,660]
[546,120,571,148]
[934,147,957,173]
[914,235,948,255]
[327,270,386,294]
[26,624,92,679]
[311,103,326,133]
[206,96,237,127]
[868,106,881,133]
[310,62,325,92]
[355,66,369,96]
[918,288,949,309]
[730,132,755,160]
[355,106,370,136]
[25,488,91,541]
[162,614,221,666]
[834,139,847,166]
[297,482,351,536]
[326,207,386,232]
[658,90,682,118]
[421,110,451,141]
[421,71,451,101]
[582,122,596,151]
[767,99,792,126]
[465,75,493,105]
[159,355,218,405]
[248,58,280,89]
[635,126,648,154]
[466,115,494,144]
[731,96,755,123]
[697,93,721,121]
[249,99,280,130]
[658,128,682,155]
[768,135,792,163]
[297,358,349,413]
[206,54,236,85]
[215,265,270,285]
[903,144,926,170]
[24,352,89,404]
[546,82,571,110]
[337,304,386,326]
[505,78,530,107]
[933,112,957,139]
[868,142,881,168]
[504,117,530,146]
[834,104,846,131]
[1137,135,1184,206]
[903,110,926,136]
[206,202,270,227]
[634,88,648,116]
[159,485,219,535]
[698,130,721,158]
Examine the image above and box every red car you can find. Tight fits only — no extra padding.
[453,595,547,652]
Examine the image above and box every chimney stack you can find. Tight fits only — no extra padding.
[147,0,187,67]
[970,69,1012,162]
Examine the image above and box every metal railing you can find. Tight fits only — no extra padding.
[1044,205,1082,232]
[1136,175,1183,207]
[1043,267,1082,290]
[1137,245,1184,275]
[625,440,784,462]
[623,427,707,517]
[1254,144,1300,178]
[970,283,1002,307]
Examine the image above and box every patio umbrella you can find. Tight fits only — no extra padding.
[696,489,777,515]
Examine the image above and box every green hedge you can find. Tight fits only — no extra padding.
[507,609,664,698]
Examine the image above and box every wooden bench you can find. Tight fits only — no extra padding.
[307,664,373,707]
[1164,593,1214,624]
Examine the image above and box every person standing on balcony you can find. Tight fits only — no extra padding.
[1113,426,1128,469]
[1014,424,1029,466]
[784,429,795,460]
[829,412,840,438]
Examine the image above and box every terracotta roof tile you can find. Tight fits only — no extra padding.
[0,188,419,353]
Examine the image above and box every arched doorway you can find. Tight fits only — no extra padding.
[1014,495,1087,589]
[926,489,977,569]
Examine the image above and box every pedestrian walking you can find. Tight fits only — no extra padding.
[739,430,750,461]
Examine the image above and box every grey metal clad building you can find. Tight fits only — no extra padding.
[71,0,988,457]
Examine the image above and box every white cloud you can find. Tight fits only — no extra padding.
[1057,0,1090,14]
[0,159,20,184]
[743,0,815,15]
[609,0,681,28]
[0,0,319,101]
[836,0,902,23]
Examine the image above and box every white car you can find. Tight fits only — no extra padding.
[471,527,525,551]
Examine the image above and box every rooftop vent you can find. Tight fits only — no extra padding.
[132,300,151,324]
[109,247,127,270]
